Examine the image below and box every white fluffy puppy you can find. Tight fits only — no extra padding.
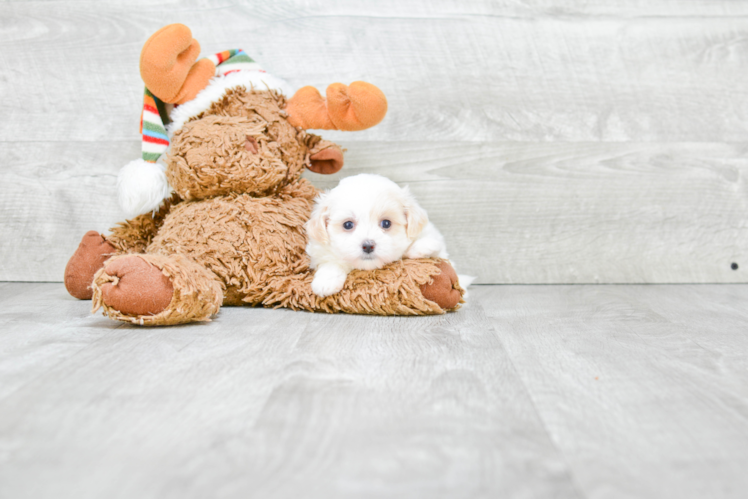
[306,174,448,297]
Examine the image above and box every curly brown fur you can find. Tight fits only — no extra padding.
[107,193,182,253]
[147,179,317,306]
[143,178,462,316]
[265,258,464,315]
[166,88,317,200]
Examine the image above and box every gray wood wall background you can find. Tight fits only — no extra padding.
[1,0,747,284]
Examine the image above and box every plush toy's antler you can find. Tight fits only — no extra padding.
[140,24,216,104]
[286,82,388,131]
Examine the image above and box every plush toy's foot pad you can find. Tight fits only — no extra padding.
[98,256,174,316]
[420,261,462,310]
[92,253,223,326]
[64,231,117,300]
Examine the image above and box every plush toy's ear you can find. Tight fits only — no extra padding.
[308,141,344,175]
[118,160,172,219]
[402,186,429,239]
[306,194,331,244]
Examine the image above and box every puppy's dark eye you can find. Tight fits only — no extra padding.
[380,219,391,229]
[343,221,355,230]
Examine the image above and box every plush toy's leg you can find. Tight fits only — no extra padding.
[91,253,223,326]
[65,196,180,300]
[64,231,118,300]
[106,194,181,254]
[264,259,464,315]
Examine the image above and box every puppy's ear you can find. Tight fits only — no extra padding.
[306,193,331,244]
[402,186,429,239]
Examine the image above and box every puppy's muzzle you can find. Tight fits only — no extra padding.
[362,240,376,254]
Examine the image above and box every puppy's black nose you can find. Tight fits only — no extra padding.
[362,240,376,254]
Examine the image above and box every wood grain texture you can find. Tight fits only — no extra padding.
[1,1,748,143]
[313,141,748,284]
[481,284,748,497]
[0,283,577,498]
[2,0,748,283]
[2,283,748,497]
[3,141,747,283]
[0,142,129,282]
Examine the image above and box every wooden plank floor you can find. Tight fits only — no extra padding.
[1,283,747,497]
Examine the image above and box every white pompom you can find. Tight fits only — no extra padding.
[117,159,172,219]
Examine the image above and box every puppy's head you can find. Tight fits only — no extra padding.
[306,174,428,270]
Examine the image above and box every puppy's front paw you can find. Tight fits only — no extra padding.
[312,266,348,297]
[405,246,432,259]
[405,237,447,260]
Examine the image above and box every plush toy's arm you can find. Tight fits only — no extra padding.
[277,178,320,202]
[263,259,464,315]
[106,194,181,253]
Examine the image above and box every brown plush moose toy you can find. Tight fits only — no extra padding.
[64,24,464,325]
